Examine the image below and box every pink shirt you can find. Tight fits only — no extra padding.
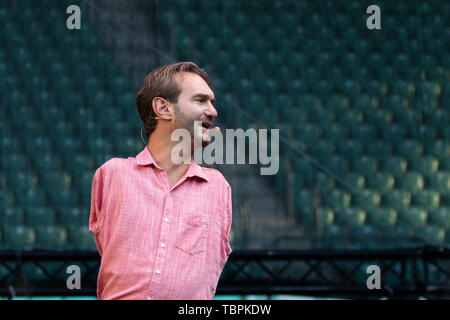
[89,146,232,300]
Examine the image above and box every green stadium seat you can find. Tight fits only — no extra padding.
[40,105,66,125]
[294,189,314,213]
[416,81,441,99]
[429,172,450,193]
[380,124,406,144]
[425,108,448,135]
[296,124,322,146]
[87,137,113,155]
[25,137,53,155]
[412,190,440,210]
[1,137,22,154]
[40,171,71,191]
[3,225,36,250]
[115,137,144,157]
[316,172,335,192]
[25,207,55,227]
[366,109,393,127]
[410,125,437,146]
[55,137,82,155]
[32,153,63,172]
[351,156,378,175]
[410,156,439,176]
[349,226,380,249]
[383,190,411,211]
[343,173,365,189]
[98,106,124,126]
[353,94,378,113]
[396,140,424,161]
[23,121,46,138]
[323,155,349,175]
[31,90,56,108]
[67,225,96,250]
[53,76,74,97]
[49,121,74,140]
[391,80,415,98]
[0,172,6,189]
[321,123,348,141]
[286,79,307,96]
[7,171,38,195]
[77,121,103,144]
[380,157,408,176]
[336,208,366,228]
[428,208,450,229]
[106,121,132,141]
[323,190,351,212]
[427,140,449,164]
[366,208,397,230]
[351,189,381,211]
[382,225,414,248]
[0,189,15,208]
[322,225,347,249]
[349,124,376,143]
[366,140,393,158]
[48,189,79,209]
[399,172,424,194]
[366,173,395,193]
[362,79,388,97]
[337,139,363,157]
[400,109,423,129]
[35,225,68,249]
[398,208,428,229]
[420,225,446,246]
[72,107,95,128]
[1,207,25,226]
[295,206,314,228]
[59,207,88,227]
[317,207,335,228]
[310,140,335,159]
[16,188,46,207]
[64,154,95,176]
[336,110,364,127]
[308,106,335,124]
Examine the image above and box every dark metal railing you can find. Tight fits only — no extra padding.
[1,247,449,299]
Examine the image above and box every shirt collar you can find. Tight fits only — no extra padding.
[136,147,209,182]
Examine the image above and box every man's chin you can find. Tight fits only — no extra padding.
[201,139,211,147]
[191,133,211,149]
[200,133,212,147]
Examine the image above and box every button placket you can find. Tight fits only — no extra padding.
[149,193,173,295]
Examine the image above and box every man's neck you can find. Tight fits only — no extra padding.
[147,130,191,176]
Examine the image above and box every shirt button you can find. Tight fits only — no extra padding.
[164,217,169,222]
[160,242,166,248]
[147,296,152,300]
[155,269,161,274]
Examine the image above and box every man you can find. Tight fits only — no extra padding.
[89,62,232,300]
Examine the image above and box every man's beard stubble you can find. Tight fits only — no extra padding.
[173,103,211,148]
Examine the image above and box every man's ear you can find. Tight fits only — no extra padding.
[152,97,173,120]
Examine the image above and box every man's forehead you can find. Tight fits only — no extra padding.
[175,72,214,97]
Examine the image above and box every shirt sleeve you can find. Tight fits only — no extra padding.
[89,167,105,235]
[223,183,233,256]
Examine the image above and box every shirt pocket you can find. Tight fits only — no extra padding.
[175,214,207,255]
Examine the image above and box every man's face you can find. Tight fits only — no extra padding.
[172,72,218,147]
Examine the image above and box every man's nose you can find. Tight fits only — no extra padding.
[205,101,218,118]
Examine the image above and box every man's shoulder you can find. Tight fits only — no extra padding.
[201,166,231,188]
[95,156,135,175]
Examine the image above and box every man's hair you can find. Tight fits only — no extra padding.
[136,61,211,137]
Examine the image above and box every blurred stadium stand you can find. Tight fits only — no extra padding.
[0,0,449,298]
